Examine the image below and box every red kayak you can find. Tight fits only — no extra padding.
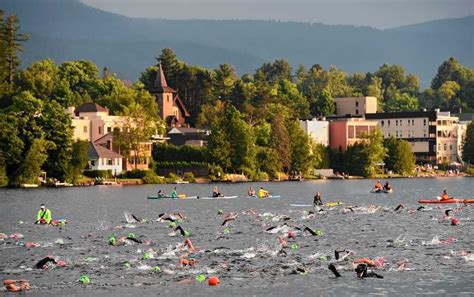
[418,198,474,204]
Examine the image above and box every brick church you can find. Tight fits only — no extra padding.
[150,64,190,128]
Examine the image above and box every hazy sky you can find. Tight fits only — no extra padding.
[81,0,473,29]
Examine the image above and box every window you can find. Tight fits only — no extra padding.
[449,144,453,151]
[381,120,384,127]
[400,131,403,138]
[388,120,391,127]
[423,119,427,126]
[408,119,410,126]
[396,120,398,126]
[107,159,113,165]
[348,125,355,138]
[355,101,359,107]
[107,127,112,133]
[437,131,442,137]
[443,143,447,151]
[91,160,95,166]
[412,119,415,125]
[355,109,359,115]
[98,127,102,134]
[83,126,88,133]
[167,95,170,102]
[396,131,399,137]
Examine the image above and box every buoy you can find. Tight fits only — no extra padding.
[208,276,220,286]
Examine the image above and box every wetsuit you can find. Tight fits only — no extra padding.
[313,194,323,206]
[36,209,52,224]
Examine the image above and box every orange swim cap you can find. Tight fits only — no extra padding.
[208,276,220,286]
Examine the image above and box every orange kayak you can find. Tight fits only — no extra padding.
[418,199,474,204]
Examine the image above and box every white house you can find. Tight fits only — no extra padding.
[300,118,330,146]
[87,143,124,175]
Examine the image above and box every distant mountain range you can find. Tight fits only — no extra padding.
[2,0,473,87]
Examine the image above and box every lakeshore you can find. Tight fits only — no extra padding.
[1,178,473,296]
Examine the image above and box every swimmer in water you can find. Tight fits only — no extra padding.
[221,212,238,226]
[394,204,405,212]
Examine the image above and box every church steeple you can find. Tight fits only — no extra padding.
[151,62,176,93]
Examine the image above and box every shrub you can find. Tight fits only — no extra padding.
[166,173,179,183]
[142,171,165,184]
[83,170,112,178]
[183,172,195,182]
[253,171,269,181]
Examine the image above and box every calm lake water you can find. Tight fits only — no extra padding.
[1,178,473,296]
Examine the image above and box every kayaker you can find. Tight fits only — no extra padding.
[170,187,178,198]
[258,187,269,198]
[373,180,383,191]
[247,186,256,197]
[313,192,323,206]
[212,186,222,197]
[440,190,450,201]
[157,190,165,198]
[35,204,52,225]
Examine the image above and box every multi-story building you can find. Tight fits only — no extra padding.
[328,116,378,151]
[334,96,377,116]
[366,110,467,163]
[69,103,154,172]
[299,118,329,146]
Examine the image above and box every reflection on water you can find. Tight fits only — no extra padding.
[0,178,473,296]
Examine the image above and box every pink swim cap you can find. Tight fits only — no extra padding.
[288,231,296,238]
[451,218,459,225]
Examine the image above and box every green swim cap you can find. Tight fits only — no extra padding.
[169,222,177,228]
[315,229,323,236]
[152,266,161,272]
[217,209,224,215]
[108,236,116,245]
[127,232,135,239]
[195,274,206,282]
[223,228,230,234]
[318,255,328,261]
[123,261,131,268]
[143,252,152,259]
[83,256,96,263]
[17,220,24,224]
[184,230,191,237]
[79,275,90,284]
[291,243,299,250]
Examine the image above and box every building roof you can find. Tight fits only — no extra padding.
[366,111,437,121]
[168,127,210,135]
[151,64,177,93]
[87,142,123,159]
[174,95,190,117]
[75,102,108,113]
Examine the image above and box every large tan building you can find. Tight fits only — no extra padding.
[69,103,154,172]
[334,96,378,116]
[366,110,467,164]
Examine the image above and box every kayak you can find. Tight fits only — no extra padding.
[290,204,312,207]
[290,201,343,207]
[247,195,281,199]
[371,189,392,194]
[418,199,474,204]
[197,196,238,200]
[147,194,191,199]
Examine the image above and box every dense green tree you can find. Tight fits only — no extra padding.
[269,114,290,172]
[206,120,231,170]
[310,89,335,116]
[256,147,281,179]
[255,59,292,84]
[69,140,89,181]
[384,137,415,175]
[287,120,312,173]
[0,13,28,105]
[14,138,52,185]
[212,64,237,101]
[254,122,271,146]
[346,130,387,177]
[158,48,182,88]
[431,57,473,90]
[462,121,474,164]
[384,92,419,112]
[311,143,330,169]
[437,81,461,110]
[196,100,225,129]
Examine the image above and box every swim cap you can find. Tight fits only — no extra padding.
[451,218,459,225]
[143,252,152,259]
[208,276,220,286]
[79,275,90,284]
[123,262,131,268]
[288,231,296,238]
[169,222,177,228]
[291,243,299,250]
[223,228,230,234]
[217,209,224,215]
[315,229,324,236]
[195,274,206,282]
[152,266,161,272]
[184,231,191,237]
[127,233,136,239]
[108,236,116,245]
